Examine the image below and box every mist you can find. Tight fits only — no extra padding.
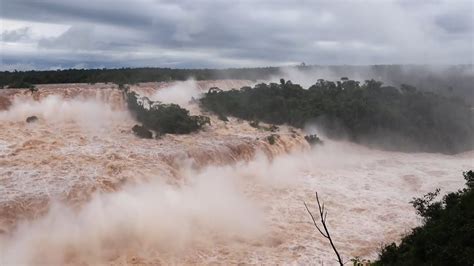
[267,65,474,96]
[0,167,264,265]
[150,79,202,109]
[1,134,471,264]
[0,95,131,131]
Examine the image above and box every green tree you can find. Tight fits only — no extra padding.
[375,170,474,266]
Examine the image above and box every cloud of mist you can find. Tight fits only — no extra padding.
[0,95,131,130]
[0,138,368,265]
[265,65,392,89]
[0,133,471,264]
[150,79,201,108]
[267,67,355,88]
[267,65,474,98]
[0,161,265,265]
[0,139,367,265]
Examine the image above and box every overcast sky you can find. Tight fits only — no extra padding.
[0,0,473,70]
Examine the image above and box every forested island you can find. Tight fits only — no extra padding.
[200,78,474,154]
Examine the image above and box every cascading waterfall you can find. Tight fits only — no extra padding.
[0,80,471,265]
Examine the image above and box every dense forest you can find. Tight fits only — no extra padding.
[1,65,472,102]
[200,79,474,154]
[0,67,279,86]
[375,170,474,265]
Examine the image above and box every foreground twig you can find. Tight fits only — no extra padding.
[304,192,343,266]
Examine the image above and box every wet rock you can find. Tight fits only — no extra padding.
[132,125,153,139]
[26,116,38,123]
[218,113,229,122]
[268,124,279,132]
[208,87,223,94]
[305,134,323,146]
[249,120,260,128]
[266,134,279,145]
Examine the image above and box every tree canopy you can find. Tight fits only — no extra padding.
[125,89,209,135]
[200,79,474,154]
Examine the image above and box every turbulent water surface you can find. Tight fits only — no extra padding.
[0,80,472,265]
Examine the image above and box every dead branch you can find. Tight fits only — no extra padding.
[304,192,343,266]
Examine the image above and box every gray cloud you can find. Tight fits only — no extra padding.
[0,0,473,70]
[1,27,31,42]
[38,26,95,50]
[436,12,473,34]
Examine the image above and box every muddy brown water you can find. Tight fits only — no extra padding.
[0,81,472,265]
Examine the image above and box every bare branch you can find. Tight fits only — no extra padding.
[316,192,323,214]
[304,192,344,266]
[304,201,328,238]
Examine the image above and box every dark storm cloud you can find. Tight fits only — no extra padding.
[1,0,153,28]
[0,0,473,70]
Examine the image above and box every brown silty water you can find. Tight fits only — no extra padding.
[0,80,472,265]
[0,80,302,226]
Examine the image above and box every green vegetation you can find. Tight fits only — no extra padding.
[8,80,35,90]
[0,67,279,86]
[1,65,472,102]
[200,79,474,154]
[125,89,209,135]
[375,170,474,266]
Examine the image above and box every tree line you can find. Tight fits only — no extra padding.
[0,67,280,86]
[200,78,474,154]
[2,65,472,103]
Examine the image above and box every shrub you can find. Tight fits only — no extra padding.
[132,124,153,139]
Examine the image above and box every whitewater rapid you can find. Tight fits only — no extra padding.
[0,80,472,265]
